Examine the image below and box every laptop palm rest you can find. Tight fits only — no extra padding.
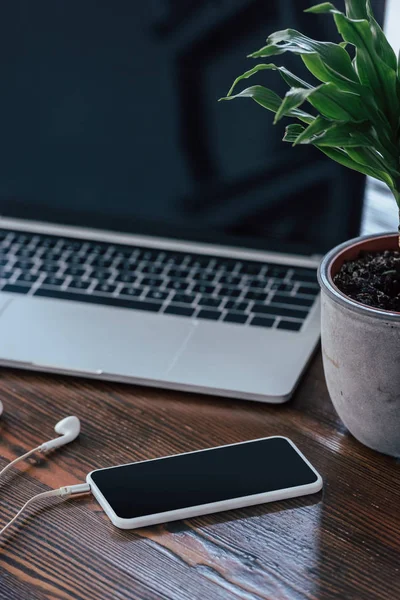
[0,296,195,379]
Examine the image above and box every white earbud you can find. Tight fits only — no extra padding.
[0,399,3,417]
[0,415,81,480]
[40,416,81,453]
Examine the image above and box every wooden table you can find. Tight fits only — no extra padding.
[0,353,399,600]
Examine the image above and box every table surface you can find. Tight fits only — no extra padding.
[0,353,399,600]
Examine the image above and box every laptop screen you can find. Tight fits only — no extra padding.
[0,1,384,255]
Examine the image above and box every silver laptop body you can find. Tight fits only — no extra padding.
[0,217,320,402]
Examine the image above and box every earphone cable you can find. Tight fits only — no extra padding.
[0,483,91,536]
[0,446,42,479]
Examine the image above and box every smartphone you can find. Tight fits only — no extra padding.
[87,436,322,529]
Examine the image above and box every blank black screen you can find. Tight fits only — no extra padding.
[0,0,373,254]
[90,437,318,519]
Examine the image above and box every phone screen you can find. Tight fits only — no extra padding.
[90,437,319,519]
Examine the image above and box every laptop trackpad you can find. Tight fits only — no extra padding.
[0,297,194,379]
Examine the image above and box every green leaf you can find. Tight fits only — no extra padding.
[273,81,368,123]
[317,146,395,186]
[294,115,333,144]
[220,85,314,123]
[367,7,398,72]
[225,63,311,98]
[283,124,305,143]
[344,0,368,19]
[347,147,400,177]
[300,52,360,91]
[306,82,366,121]
[313,124,373,147]
[327,10,399,126]
[220,85,281,111]
[274,87,314,123]
[248,29,358,83]
[305,3,337,14]
[345,0,397,71]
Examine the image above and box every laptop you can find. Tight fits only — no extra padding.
[0,1,369,402]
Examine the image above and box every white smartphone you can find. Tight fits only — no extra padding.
[87,436,323,530]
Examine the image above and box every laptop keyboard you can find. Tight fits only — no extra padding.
[0,229,319,332]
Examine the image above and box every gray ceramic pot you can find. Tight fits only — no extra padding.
[318,232,400,458]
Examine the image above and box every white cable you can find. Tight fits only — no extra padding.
[0,446,42,479]
[0,483,91,536]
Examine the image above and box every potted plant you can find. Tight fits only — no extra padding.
[222,0,400,457]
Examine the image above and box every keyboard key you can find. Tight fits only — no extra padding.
[165,305,195,317]
[198,297,221,308]
[172,293,196,305]
[253,304,307,320]
[141,277,164,287]
[119,286,143,298]
[219,287,240,298]
[197,309,222,321]
[268,266,289,279]
[216,259,238,273]
[244,291,268,302]
[1,283,31,294]
[193,284,215,295]
[241,263,263,275]
[34,288,162,313]
[90,257,112,268]
[89,244,108,255]
[15,234,31,244]
[248,280,267,290]
[223,312,248,324]
[39,262,61,274]
[187,257,213,269]
[271,293,314,308]
[141,250,157,261]
[225,301,249,312]
[0,271,12,280]
[166,280,189,292]
[164,254,187,266]
[219,275,241,286]
[168,268,190,279]
[67,255,87,265]
[193,272,215,282]
[114,249,135,260]
[64,267,86,277]
[115,274,136,284]
[42,276,65,287]
[68,279,91,291]
[42,251,62,262]
[16,249,36,258]
[64,241,84,252]
[278,320,303,332]
[291,268,317,283]
[271,282,294,292]
[146,290,169,302]
[41,238,58,248]
[297,285,320,296]
[16,273,40,284]
[91,268,114,281]
[93,283,117,295]
[14,260,35,270]
[141,265,163,275]
[250,316,275,328]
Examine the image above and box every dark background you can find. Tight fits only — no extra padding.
[0,1,385,254]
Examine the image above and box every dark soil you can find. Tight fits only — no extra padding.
[334,250,400,312]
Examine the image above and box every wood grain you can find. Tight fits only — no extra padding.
[0,353,399,600]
